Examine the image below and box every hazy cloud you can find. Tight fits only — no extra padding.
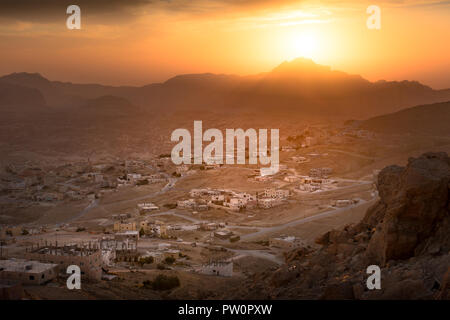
[0,0,447,24]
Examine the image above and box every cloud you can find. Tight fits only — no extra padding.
[0,0,447,24]
[0,0,152,22]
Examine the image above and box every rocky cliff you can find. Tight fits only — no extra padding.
[234,152,450,299]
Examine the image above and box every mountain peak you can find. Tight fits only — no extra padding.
[0,72,51,86]
[271,57,331,75]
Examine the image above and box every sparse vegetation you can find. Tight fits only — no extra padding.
[142,274,180,291]
[163,203,177,209]
[136,179,149,186]
[157,263,168,270]
[164,256,176,265]
[138,256,154,266]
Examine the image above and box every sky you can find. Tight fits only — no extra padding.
[0,0,449,88]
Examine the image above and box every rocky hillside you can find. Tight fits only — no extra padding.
[234,152,450,299]
[361,101,450,136]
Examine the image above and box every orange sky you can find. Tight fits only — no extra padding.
[0,0,449,88]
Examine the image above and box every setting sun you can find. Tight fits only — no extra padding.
[289,31,319,60]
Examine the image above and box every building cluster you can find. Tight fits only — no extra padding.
[0,157,170,215]
[23,241,103,280]
[294,176,335,193]
[309,167,333,179]
[176,187,290,212]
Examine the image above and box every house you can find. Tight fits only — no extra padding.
[236,193,256,201]
[296,184,321,192]
[211,194,225,202]
[200,223,218,231]
[175,165,189,175]
[0,259,58,285]
[284,175,300,183]
[137,203,159,214]
[139,220,155,234]
[126,173,142,185]
[309,167,333,178]
[114,231,139,249]
[264,188,289,199]
[258,198,281,209]
[214,230,233,240]
[177,199,196,208]
[113,222,136,232]
[24,243,102,280]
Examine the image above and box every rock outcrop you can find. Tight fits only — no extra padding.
[232,152,450,300]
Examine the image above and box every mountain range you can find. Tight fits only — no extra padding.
[1,58,449,158]
[1,58,450,119]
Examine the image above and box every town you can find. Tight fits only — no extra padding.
[0,121,384,299]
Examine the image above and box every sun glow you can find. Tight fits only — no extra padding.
[287,30,320,60]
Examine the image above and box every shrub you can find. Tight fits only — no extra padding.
[164,256,176,265]
[21,229,29,235]
[143,274,180,291]
[76,227,86,232]
[136,179,149,186]
[229,235,240,243]
[163,203,177,209]
[157,263,167,270]
[138,256,154,266]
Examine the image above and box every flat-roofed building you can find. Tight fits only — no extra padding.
[0,259,58,285]
[113,221,136,232]
[24,243,102,281]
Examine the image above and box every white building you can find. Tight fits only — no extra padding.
[177,199,196,208]
[264,188,289,199]
[0,259,58,285]
[137,203,159,213]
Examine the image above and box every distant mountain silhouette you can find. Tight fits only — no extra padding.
[1,58,450,119]
[361,100,450,136]
[0,80,46,108]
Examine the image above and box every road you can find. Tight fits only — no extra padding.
[240,197,377,241]
[228,249,283,265]
[149,210,203,223]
